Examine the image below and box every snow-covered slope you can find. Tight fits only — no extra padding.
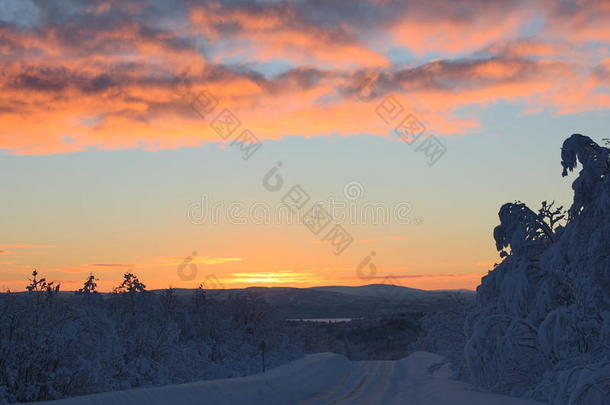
[30,352,543,405]
[395,352,544,405]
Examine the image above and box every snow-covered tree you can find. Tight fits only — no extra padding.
[465,134,610,404]
[26,270,60,297]
[0,272,303,403]
[561,133,610,218]
[193,282,207,308]
[113,272,146,295]
[493,200,566,258]
[76,273,99,296]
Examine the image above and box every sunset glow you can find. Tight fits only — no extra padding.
[1,0,609,292]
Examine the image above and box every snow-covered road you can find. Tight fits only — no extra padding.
[35,352,546,405]
[298,360,397,404]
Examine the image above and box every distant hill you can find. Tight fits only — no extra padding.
[310,284,431,298]
[14,284,474,319]
[181,284,475,319]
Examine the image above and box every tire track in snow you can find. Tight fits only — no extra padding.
[325,362,382,405]
[329,361,395,405]
[296,360,361,405]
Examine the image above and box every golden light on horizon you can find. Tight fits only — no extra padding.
[230,270,324,285]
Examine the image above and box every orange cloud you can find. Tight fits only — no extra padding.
[388,1,531,56]
[484,39,575,60]
[0,244,56,248]
[543,0,610,43]
[230,270,320,285]
[54,268,87,274]
[146,255,242,267]
[0,0,609,156]
[0,54,604,155]
[189,3,388,69]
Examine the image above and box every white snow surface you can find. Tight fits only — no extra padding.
[31,352,544,405]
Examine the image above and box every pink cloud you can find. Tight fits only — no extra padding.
[0,1,608,155]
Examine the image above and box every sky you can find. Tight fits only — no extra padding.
[0,0,609,292]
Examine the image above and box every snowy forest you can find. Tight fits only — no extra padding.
[0,273,304,403]
[0,134,609,404]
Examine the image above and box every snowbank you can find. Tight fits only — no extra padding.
[31,353,350,405]
[28,352,546,405]
[395,352,545,405]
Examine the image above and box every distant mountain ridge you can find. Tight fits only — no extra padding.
[150,283,474,295]
[11,284,475,319]
[194,284,476,319]
[310,284,438,298]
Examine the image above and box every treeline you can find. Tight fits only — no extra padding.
[0,271,303,403]
[288,315,423,361]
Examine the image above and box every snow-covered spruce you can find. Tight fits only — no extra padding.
[465,134,610,404]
